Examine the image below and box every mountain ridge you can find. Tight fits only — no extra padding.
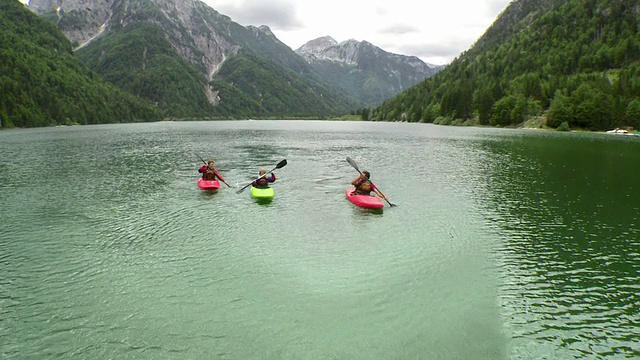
[27,0,358,118]
[296,36,443,106]
[27,0,441,115]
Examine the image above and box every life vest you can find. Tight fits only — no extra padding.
[355,180,373,195]
[256,176,269,187]
[360,181,372,192]
[203,167,217,180]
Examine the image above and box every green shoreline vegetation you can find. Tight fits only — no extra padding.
[3,0,640,134]
[0,0,162,129]
[370,0,640,132]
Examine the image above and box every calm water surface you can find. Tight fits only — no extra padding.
[1,121,638,359]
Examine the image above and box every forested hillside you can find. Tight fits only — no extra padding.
[214,51,357,117]
[0,0,161,128]
[75,22,219,118]
[76,24,356,118]
[51,0,357,119]
[372,0,640,131]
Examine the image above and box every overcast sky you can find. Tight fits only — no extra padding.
[203,0,513,65]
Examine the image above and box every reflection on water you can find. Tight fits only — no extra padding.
[475,131,640,358]
[350,207,384,216]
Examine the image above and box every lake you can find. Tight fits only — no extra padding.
[1,120,638,359]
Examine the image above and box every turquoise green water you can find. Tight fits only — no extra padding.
[1,121,638,359]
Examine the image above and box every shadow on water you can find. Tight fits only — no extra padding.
[350,206,383,217]
[197,190,219,198]
[253,198,273,206]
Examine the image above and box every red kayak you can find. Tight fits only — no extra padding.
[197,178,220,191]
[345,189,384,209]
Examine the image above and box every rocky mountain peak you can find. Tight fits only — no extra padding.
[295,36,338,57]
[297,37,375,64]
[27,0,247,80]
[338,38,360,46]
[295,35,443,105]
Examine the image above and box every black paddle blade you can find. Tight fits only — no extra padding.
[275,159,287,169]
[346,156,360,172]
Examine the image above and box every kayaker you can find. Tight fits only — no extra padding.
[198,160,226,182]
[351,171,388,200]
[252,169,276,188]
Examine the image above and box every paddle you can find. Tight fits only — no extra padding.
[236,159,287,194]
[346,156,396,207]
[196,154,232,188]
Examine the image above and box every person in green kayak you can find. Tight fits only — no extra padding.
[351,171,388,200]
[252,169,276,188]
[198,160,226,182]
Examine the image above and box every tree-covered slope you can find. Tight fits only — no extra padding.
[56,0,357,118]
[0,0,161,128]
[76,23,356,118]
[214,51,356,117]
[372,0,640,131]
[75,22,217,118]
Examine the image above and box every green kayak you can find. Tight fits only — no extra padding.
[250,186,275,200]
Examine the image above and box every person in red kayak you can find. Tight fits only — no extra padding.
[252,169,276,188]
[351,171,388,200]
[198,160,226,182]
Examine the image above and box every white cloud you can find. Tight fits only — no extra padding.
[205,0,512,65]
[212,0,303,30]
[22,0,510,65]
[380,24,420,36]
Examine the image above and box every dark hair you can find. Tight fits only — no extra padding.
[363,171,370,179]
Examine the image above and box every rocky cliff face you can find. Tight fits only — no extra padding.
[25,0,357,117]
[27,0,264,80]
[28,0,113,48]
[25,0,62,13]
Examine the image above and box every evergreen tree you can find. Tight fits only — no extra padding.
[372,0,640,131]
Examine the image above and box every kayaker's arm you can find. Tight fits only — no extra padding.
[373,187,395,207]
[371,183,386,200]
[214,169,225,182]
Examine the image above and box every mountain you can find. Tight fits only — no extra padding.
[296,36,443,106]
[27,0,358,119]
[372,0,640,131]
[0,0,161,128]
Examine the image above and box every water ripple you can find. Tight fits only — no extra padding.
[2,123,639,359]
[478,133,640,359]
